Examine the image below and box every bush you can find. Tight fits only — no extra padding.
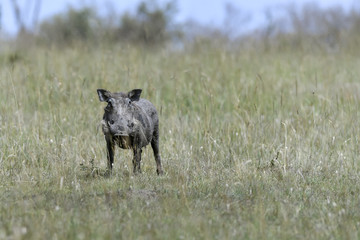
[36,1,181,47]
[38,7,98,46]
[113,1,180,46]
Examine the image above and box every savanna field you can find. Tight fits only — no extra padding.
[1,45,360,239]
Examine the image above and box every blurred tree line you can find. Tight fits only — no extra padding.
[8,0,181,48]
[5,0,360,53]
[249,3,360,53]
[37,1,182,47]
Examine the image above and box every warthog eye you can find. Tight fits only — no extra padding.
[106,98,114,111]
[108,98,115,106]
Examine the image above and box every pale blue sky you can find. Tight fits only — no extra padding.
[1,0,357,35]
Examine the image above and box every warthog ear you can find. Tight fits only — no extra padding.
[97,89,112,102]
[128,89,142,102]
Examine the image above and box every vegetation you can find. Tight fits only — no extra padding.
[38,7,97,46]
[1,1,360,239]
[36,1,180,47]
[1,42,360,239]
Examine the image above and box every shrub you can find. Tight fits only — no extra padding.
[113,1,181,46]
[38,7,97,46]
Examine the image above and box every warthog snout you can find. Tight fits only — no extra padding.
[97,88,163,175]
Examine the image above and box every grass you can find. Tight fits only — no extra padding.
[0,45,360,239]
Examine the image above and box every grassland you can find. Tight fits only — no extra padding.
[0,45,360,239]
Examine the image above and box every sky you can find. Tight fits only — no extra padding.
[1,0,358,35]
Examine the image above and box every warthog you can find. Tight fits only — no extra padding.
[97,88,163,175]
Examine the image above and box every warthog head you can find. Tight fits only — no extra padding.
[97,89,142,138]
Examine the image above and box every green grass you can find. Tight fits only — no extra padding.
[1,45,360,239]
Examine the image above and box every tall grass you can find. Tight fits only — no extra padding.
[0,45,360,239]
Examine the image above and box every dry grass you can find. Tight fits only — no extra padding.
[0,45,360,239]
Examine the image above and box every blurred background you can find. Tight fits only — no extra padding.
[1,0,360,52]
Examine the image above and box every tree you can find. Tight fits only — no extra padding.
[10,0,42,33]
[115,0,181,46]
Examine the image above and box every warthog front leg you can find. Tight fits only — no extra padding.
[106,136,115,171]
[133,148,142,174]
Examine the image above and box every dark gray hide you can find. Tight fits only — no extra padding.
[97,88,163,175]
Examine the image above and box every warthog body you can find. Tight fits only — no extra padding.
[97,88,163,175]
